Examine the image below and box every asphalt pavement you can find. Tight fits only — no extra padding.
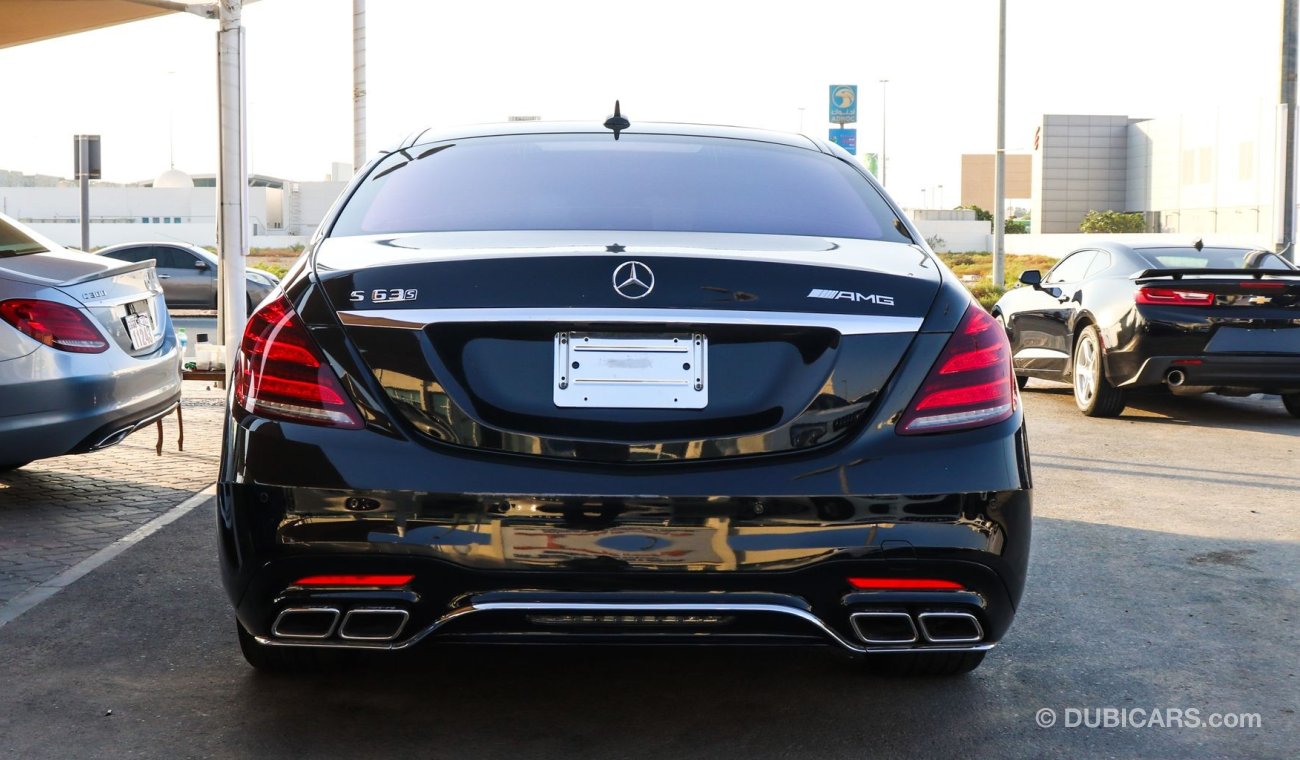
[0,384,1296,759]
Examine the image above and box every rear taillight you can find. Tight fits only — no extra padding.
[848,577,964,590]
[292,574,414,587]
[0,299,109,353]
[897,305,1015,435]
[1135,287,1215,306]
[234,294,364,428]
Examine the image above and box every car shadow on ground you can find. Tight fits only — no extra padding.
[1024,380,1300,435]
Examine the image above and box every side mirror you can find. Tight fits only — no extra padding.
[1018,269,1042,288]
[194,259,210,270]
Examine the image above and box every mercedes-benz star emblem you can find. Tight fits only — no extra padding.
[612,260,654,300]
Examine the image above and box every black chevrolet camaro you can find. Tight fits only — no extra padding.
[219,118,1031,676]
[993,242,1300,417]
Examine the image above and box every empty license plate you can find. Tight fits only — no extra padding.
[123,302,156,350]
[554,332,708,409]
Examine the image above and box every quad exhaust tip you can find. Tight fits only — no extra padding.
[916,612,985,643]
[848,611,919,644]
[339,608,410,641]
[271,607,340,639]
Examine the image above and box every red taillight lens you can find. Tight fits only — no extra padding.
[1135,287,1215,306]
[848,577,964,590]
[0,298,109,353]
[897,305,1016,435]
[234,294,364,428]
[292,574,414,587]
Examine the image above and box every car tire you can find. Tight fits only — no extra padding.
[236,619,350,673]
[0,461,30,473]
[1283,393,1300,418]
[863,650,986,677]
[1072,325,1125,417]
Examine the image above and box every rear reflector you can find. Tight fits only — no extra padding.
[235,294,364,428]
[1135,287,1215,306]
[293,574,415,587]
[897,304,1015,435]
[0,299,109,353]
[848,578,964,590]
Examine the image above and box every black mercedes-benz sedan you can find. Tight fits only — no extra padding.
[993,242,1300,417]
[219,118,1031,677]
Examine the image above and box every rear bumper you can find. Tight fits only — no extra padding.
[0,333,181,464]
[1116,354,1300,391]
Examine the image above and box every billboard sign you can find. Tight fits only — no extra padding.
[829,128,857,155]
[829,85,857,124]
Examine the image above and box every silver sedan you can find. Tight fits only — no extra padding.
[0,214,182,471]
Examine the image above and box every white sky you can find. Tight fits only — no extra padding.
[0,0,1284,208]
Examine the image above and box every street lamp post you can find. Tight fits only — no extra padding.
[993,0,1008,288]
[879,80,889,188]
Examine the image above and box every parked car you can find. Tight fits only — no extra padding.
[993,242,1300,417]
[96,242,278,311]
[219,119,1031,676]
[0,213,181,472]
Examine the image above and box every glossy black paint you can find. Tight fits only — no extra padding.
[994,243,1300,392]
[218,123,1032,659]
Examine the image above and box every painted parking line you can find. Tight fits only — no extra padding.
[0,484,216,630]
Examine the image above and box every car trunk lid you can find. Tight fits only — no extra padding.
[315,231,942,462]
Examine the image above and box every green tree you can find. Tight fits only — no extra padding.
[958,204,993,222]
[1079,210,1146,233]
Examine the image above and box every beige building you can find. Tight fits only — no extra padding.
[960,154,1032,211]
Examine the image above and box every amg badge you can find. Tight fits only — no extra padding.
[807,288,895,306]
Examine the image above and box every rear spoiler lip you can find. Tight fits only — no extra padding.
[58,258,155,287]
[1133,268,1300,281]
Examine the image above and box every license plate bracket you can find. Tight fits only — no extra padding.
[554,332,707,409]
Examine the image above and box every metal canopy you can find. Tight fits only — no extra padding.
[0,1,190,49]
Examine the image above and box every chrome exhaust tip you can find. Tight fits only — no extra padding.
[271,607,341,639]
[917,612,984,643]
[1166,369,1186,387]
[339,608,410,641]
[848,611,919,644]
[91,426,134,450]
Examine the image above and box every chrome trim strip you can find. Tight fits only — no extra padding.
[1013,347,1070,360]
[848,611,920,645]
[254,601,995,655]
[916,612,985,644]
[339,308,923,336]
[271,607,341,640]
[339,608,410,641]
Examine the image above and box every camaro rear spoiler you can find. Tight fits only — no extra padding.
[1133,268,1300,282]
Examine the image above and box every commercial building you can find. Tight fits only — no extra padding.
[1028,105,1284,239]
[960,154,1032,212]
[0,166,349,249]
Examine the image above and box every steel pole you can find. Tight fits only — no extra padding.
[992,0,1007,287]
[1280,0,1297,261]
[78,138,90,252]
[879,80,889,188]
[353,0,366,173]
[216,0,248,381]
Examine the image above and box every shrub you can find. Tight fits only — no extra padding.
[1079,210,1145,233]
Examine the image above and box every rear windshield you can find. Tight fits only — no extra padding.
[0,218,49,258]
[330,133,910,242]
[1135,247,1294,271]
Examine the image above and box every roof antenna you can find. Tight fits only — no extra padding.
[604,100,630,140]
[1193,238,1204,251]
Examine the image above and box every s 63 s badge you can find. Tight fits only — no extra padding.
[350,288,418,303]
